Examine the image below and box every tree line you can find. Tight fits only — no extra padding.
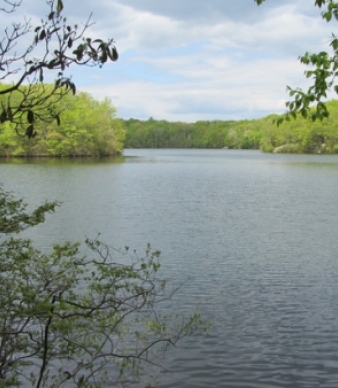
[3,90,338,155]
[124,100,338,153]
[124,117,263,149]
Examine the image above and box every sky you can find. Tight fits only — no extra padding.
[2,0,336,122]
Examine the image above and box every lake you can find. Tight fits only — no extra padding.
[1,149,338,387]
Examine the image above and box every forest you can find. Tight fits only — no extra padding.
[2,80,338,156]
[124,100,338,154]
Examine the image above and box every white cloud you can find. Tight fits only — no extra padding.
[0,0,335,122]
[84,52,309,122]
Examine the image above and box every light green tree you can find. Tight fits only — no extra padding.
[0,187,202,387]
[0,87,125,156]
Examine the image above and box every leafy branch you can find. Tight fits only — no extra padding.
[0,187,204,387]
[256,0,338,123]
[0,0,118,137]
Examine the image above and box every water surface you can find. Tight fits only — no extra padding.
[1,149,338,387]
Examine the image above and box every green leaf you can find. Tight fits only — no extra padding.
[276,117,284,127]
[323,11,332,21]
[27,110,34,124]
[69,82,76,95]
[39,29,46,40]
[25,124,35,138]
[111,47,119,61]
[55,114,61,126]
[100,51,108,64]
[57,0,63,15]
[0,110,7,123]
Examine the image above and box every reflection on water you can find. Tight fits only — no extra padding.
[0,154,125,165]
[1,149,338,387]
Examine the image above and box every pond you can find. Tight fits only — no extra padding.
[1,149,338,387]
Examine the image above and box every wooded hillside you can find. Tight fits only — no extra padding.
[2,84,338,156]
[124,100,338,153]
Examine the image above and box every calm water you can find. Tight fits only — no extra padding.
[1,149,338,387]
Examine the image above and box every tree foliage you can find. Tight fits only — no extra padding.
[124,99,338,153]
[256,0,338,122]
[0,86,125,156]
[0,0,118,138]
[124,117,262,150]
[259,99,338,152]
[0,187,203,387]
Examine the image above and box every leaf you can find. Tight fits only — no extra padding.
[276,117,284,127]
[108,47,119,61]
[47,59,57,69]
[26,125,35,138]
[0,110,7,123]
[72,50,82,61]
[57,0,64,15]
[100,51,108,64]
[27,110,34,124]
[73,44,84,61]
[70,82,76,95]
[323,11,332,21]
[55,115,61,126]
[39,29,46,41]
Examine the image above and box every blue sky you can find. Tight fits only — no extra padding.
[2,0,335,122]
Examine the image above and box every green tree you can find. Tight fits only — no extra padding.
[0,88,125,156]
[0,187,202,387]
[123,118,263,149]
[0,2,202,387]
[0,0,118,138]
[256,0,338,122]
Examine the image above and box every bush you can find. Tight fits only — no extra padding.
[0,187,202,387]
